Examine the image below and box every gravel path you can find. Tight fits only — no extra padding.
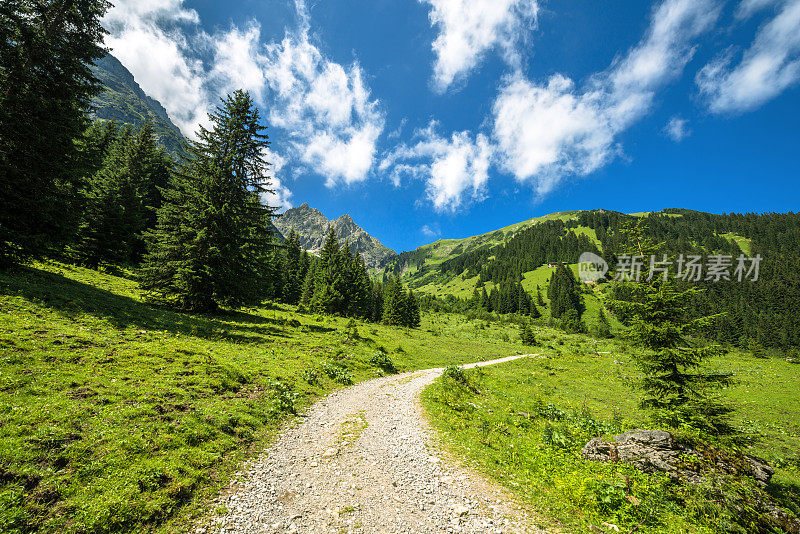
[204,355,546,534]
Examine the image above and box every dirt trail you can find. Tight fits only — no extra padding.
[206,355,547,534]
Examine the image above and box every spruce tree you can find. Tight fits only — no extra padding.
[382,276,406,326]
[311,228,345,314]
[0,0,111,266]
[300,260,318,308]
[282,230,304,304]
[140,90,277,311]
[72,122,171,267]
[407,290,422,327]
[608,219,737,437]
[548,264,584,319]
[520,320,536,345]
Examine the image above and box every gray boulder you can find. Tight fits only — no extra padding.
[582,429,773,487]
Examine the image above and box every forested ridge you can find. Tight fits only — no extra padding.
[392,209,800,350]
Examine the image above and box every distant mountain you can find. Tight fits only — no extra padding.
[273,203,396,269]
[90,53,187,157]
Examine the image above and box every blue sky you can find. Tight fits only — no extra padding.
[101,0,800,253]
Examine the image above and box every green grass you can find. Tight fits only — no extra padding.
[0,262,533,534]
[720,232,753,255]
[422,331,800,533]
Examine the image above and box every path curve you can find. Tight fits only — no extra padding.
[205,355,546,534]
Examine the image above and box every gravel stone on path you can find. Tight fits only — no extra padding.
[204,355,548,534]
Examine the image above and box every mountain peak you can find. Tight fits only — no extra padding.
[272,204,395,269]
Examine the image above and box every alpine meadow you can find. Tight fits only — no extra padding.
[1,1,799,534]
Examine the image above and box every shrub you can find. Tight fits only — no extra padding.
[443,365,468,386]
[320,361,353,385]
[370,351,398,374]
[270,381,297,414]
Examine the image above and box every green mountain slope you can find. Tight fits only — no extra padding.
[389,210,587,286]
[90,53,187,157]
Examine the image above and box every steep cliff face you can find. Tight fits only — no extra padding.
[90,53,187,157]
[273,204,396,269]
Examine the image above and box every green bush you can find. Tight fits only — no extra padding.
[320,361,353,385]
[369,351,398,374]
[442,365,468,386]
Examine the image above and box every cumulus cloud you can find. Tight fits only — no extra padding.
[261,2,385,186]
[261,148,293,210]
[697,0,800,113]
[103,0,211,135]
[664,116,691,141]
[492,0,720,194]
[210,23,269,103]
[380,122,492,212]
[421,0,539,92]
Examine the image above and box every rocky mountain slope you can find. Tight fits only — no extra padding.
[90,53,187,157]
[273,203,396,269]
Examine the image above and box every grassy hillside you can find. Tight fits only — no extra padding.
[423,333,800,533]
[0,262,531,534]
[394,211,584,280]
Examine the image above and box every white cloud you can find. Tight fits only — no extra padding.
[664,116,691,141]
[261,148,293,210]
[103,0,298,203]
[421,224,441,237]
[380,122,492,212]
[210,23,268,103]
[421,0,539,92]
[261,3,385,186]
[103,0,211,135]
[697,0,800,113]
[492,0,720,194]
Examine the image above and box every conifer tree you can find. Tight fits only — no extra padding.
[608,219,737,437]
[300,260,318,308]
[520,320,536,345]
[72,122,171,267]
[382,276,406,326]
[548,263,584,319]
[0,0,111,266]
[282,229,304,304]
[311,228,345,314]
[407,290,422,327]
[140,90,277,311]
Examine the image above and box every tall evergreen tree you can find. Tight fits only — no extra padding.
[382,276,406,326]
[548,263,584,319]
[0,0,111,266]
[72,122,171,267]
[140,90,277,311]
[407,290,422,327]
[281,229,304,304]
[310,228,345,314]
[608,220,737,437]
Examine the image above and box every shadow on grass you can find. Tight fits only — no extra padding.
[0,265,290,342]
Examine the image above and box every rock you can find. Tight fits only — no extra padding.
[743,455,775,488]
[582,429,774,487]
[453,504,470,516]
